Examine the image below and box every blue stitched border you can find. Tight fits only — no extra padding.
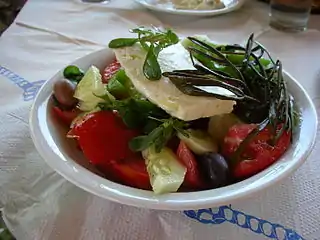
[184,206,305,240]
[0,65,45,101]
[0,66,306,240]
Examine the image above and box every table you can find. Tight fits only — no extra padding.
[0,0,320,239]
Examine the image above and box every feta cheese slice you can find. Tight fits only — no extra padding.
[113,42,235,121]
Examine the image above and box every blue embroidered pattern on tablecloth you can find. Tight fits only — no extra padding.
[0,65,305,240]
[0,65,45,101]
[184,206,304,240]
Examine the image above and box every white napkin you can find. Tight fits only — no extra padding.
[1,0,320,239]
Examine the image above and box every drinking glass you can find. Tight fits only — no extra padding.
[269,0,313,32]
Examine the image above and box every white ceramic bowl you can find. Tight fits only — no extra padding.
[30,48,318,210]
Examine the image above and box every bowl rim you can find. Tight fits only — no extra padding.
[29,48,318,210]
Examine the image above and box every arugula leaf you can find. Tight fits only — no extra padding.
[154,121,175,153]
[108,38,138,48]
[167,29,179,44]
[128,135,151,152]
[107,78,128,99]
[129,118,188,153]
[98,95,168,129]
[107,70,133,99]
[116,99,147,128]
[143,44,162,80]
[108,27,179,81]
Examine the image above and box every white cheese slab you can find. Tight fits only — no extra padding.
[113,42,235,121]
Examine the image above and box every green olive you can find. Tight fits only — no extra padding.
[177,129,218,155]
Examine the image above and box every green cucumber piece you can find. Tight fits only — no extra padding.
[142,147,186,194]
[73,65,114,111]
[177,129,218,155]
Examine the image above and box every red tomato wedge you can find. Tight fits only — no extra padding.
[70,111,139,166]
[177,141,204,189]
[104,159,151,190]
[222,124,291,178]
[102,59,121,83]
[52,106,80,126]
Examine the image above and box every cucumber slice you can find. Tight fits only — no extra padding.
[73,65,114,111]
[177,129,218,155]
[142,147,186,194]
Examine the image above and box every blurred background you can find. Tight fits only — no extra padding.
[0,0,26,35]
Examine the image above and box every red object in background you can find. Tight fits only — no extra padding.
[102,59,121,83]
[177,141,204,189]
[222,124,291,178]
[52,106,80,126]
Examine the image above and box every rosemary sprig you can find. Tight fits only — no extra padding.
[187,37,246,82]
[162,71,258,102]
[163,34,298,160]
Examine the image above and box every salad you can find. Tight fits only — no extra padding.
[51,27,299,194]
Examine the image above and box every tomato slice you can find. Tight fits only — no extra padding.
[101,158,151,190]
[222,124,291,178]
[102,59,121,83]
[177,141,204,189]
[71,111,139,166]
[52,106,80,126]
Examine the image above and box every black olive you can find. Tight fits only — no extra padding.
[53,79,78,109]
[197,152,230,188]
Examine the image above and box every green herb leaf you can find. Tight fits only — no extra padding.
[128,136,150,152]
[63,65,84,83]
[129,118,188,153]
[166,30,179,45]
[97,93,168,129]
[112,99,142,128]
[143,44,162,80]
[107,70,133,99]
[107,78,128,99]
[143,119,162,134]
[109,27,179,81]
[108,38,138,48]
[154,122,174,153]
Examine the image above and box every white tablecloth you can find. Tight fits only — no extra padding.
[1,0,320,239]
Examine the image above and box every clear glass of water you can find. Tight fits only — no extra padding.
[269,0,313,32]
